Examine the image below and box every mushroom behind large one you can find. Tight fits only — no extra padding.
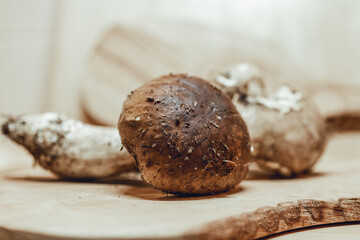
[214,63,329,177]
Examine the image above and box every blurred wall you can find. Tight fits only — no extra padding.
[49,0,360,119]
[0,0,359,118]
[0,0,56,114]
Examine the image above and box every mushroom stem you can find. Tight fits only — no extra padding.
[1,113,136,179]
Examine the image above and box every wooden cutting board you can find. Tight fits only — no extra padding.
[82,25,360,130]
[0,132,359,240]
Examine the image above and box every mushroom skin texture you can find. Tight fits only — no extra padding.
[214,63,329,177]
[235,90,328,177]
[118,74,250,195]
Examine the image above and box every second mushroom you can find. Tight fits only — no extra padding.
[214,63,329,177]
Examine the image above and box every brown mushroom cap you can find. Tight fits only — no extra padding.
[118,74,250,195]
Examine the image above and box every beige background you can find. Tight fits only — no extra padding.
[1,0,360,118]
[0,0,55,114]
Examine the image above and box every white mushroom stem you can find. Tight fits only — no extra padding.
[1,113,136,179]
[215,63,265,98]
[247,86,304,115]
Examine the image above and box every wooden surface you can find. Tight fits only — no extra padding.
[267,223,360,240]
[81,26,360,128]
[0,131,359,239]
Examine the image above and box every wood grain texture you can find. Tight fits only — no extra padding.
[188,198,360,239]
[303,83,360,132]
[82,26,360,130]
[0,132,359,239]
[268,223,360,240]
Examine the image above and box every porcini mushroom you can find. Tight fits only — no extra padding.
[214,63,329,177]
[118,74,250,195]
